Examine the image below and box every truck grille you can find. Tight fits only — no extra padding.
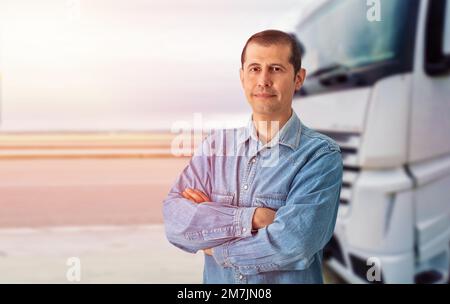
[318,131,360,208]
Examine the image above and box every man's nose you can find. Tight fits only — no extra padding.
[257,69,273,87]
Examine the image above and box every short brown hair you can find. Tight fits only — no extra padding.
[240,29,303,76]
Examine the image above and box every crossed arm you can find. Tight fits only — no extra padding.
[163,136,342,274]
[180,188,276,256]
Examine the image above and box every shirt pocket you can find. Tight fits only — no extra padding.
[210,191,234,205]
[254,193,287,210]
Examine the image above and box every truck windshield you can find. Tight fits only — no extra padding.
[295,0,419,94]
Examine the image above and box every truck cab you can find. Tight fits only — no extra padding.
[292,0,450,283]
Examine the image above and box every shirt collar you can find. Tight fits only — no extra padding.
[237,109,302,150]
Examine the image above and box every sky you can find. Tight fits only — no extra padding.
[0,0,311,131]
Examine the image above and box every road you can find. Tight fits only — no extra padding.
[0,225,205,283]
[0,157,206,283]
[0,157,189,227]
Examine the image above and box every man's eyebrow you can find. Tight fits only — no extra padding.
[270,63,287,69]
[246,63,261,68]
[246,62,287,69]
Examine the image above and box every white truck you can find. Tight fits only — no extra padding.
[291,0,450,283]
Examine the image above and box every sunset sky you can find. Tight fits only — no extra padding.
[0,0,310,131]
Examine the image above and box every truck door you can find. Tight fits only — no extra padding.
[409,0,450,278]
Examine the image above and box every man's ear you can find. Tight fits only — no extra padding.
[294,68,306,91]
[239,68,244,87]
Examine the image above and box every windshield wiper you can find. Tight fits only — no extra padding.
[309,63,347,77]
[309,63,365,87]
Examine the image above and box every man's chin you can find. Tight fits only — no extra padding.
[251,106,282,116]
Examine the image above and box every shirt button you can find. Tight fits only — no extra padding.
[243,185,248,190]
[239,275,243,280]
[252,158,256,163]
[242,228,247,232]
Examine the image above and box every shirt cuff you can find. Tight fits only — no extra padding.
[212,242,229,267]
[234,207,257,238]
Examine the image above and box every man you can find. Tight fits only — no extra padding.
[163,29,343,284]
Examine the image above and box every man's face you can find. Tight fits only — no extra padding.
[240,42,306,117]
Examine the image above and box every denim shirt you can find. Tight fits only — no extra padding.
[163,110,343,284]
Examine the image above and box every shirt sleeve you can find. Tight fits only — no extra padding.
[212,147,343,275]
[163,132,257,254]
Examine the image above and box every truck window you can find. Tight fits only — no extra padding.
[444,0,450,55]
[295,0,420,96]
[425,0,450,75]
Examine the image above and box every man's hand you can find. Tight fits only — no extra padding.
[181,188,210,203]
[181,189,275,252]
[203,248,213,256]
[252,207,276,230]
[200,208,275,257]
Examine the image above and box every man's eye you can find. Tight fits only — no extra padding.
[272,67,281,72]
[249,67,259,72]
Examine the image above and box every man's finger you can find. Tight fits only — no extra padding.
[203,248,213,256]
[182,190,196,202]
[185,188,204,203]
[181,190,190,199]
[191,189,210,202]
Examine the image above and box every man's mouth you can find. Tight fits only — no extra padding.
[253,93,277,98]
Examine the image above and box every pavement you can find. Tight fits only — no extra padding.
[0,224,342,283]
[0,156,206,283]
[0,225,204,283]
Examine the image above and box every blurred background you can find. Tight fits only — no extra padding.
[0,0,449,283]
